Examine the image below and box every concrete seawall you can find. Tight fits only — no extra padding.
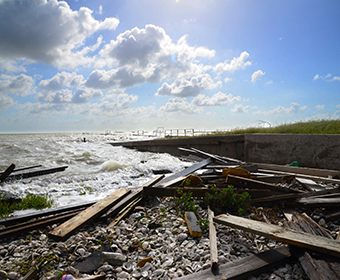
[109,134,340,170]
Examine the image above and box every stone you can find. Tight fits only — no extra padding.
[100,252,126,266]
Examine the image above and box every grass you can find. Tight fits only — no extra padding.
[0,193,54,219]
[205,119,340,136]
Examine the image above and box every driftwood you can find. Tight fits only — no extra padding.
[214,214,340,258]
[48,188,131,241]
[5,166,68,182]
[175,246,291,280]
[156,158,214,185]
[208,207,218,270]
[0,163,15,183]
[226,175,301,194]
[0,164,42,175]
[285,212,340,280]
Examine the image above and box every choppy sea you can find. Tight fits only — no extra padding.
[0,132,191,214]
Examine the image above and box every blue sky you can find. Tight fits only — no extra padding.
[0,0,340,133]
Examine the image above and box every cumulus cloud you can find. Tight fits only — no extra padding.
[231,104,251,113]
[0,95,14,112]
[251,70,265,83]
[39,72,84,91]
[313,73,338,82]
[0,0,119,68]
[316,105,325,110]
[0,74,35,96]
[156,74,221,97]
[160,98,202,114]
[224,77,233,83]
[192,92,241,106]
[254,102,302,115]
[213,51,251,73]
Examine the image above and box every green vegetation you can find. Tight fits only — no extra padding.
[203,185,251,216]
[205,119,340,136]
[0,193,54,218]
[174,189,197,213]
[197,219,209,231]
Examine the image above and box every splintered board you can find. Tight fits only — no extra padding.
[185,211,202,237]
[214,214,340,258]
[48,188,130,241]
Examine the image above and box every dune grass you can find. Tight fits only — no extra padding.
[205,119,340,136]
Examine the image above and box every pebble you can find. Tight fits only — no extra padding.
[0,197,309,280]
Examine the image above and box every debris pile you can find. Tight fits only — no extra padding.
[1,147,340,280]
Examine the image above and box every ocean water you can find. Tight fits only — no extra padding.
[0,132,191,212]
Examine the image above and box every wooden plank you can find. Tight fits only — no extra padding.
[5,166,68,181]
[175,246,291,280]
[254,175,295,184]
[297,197,340,207]
[252,162,340,178]
[0,163,15,183]
[285,212,340,280]
[156,158,214,185]
[0,200,96,227]
[208,207,218,270]
[0,211,82,239]
[5,165,42,174]
[226,175,300,194]
[106,197,142,229]
[155,176,185,188]
[48,188,130,241]
[251,193,302,204]
[214,214,340,258]
[190,147,237,165]
[185,211,202,237]
[296,178,329,191]
[258,168,340,184]
[103,175,164,218]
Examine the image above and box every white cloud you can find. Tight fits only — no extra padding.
[253,102,302,115]
[0,74,35,96]
[251,70,265,83]
[301,105,308,110]
[156,74,221,97]
[0,0,119,68]
[159,98,202,114]
[331,76,340,81]
[231,104,251,113]
[98,5,103,14]
[213,51,251,73]
[314,73,339,82]
[0,94,14,112]
[313,74,320,81]
[39,72,84,91]
[265,80,273,85]
[192,92,241,106]
[315,105,325,110]
[224,77,233,83]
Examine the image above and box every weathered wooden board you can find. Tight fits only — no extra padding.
[0,163,15,183]
[258,168,340,184]
[297,197,340,207]
[208,207,218,270]
[156,158,214,185]
[185,211,202,237]
[48,188,130,241]
[214,214,340,258]
[5,166,68,182]
[285,212,340,280]
[296,178,329,191]
[254,175,295,184]
[252,162,340,178]
[251,193,302,204]
[175,246,291,280]
[226,175,300,194]
[154,176,185,188]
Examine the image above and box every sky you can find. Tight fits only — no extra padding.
[0,0,340,133]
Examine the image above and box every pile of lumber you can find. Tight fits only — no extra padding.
[2,147,340,280]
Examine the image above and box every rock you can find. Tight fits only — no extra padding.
[100,252,126,266]
[0,270,7,280]
[7,272,19,280]
[137,256,153,267]
[177,233,188,242]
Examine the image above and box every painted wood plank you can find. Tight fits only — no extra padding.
[226,175,300,194]
[214,214,340,258]
[208,207,218,270]
[175,246,291,280]
[185,211,202,237]
[156,158,214,185]
[48,188,130,241]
